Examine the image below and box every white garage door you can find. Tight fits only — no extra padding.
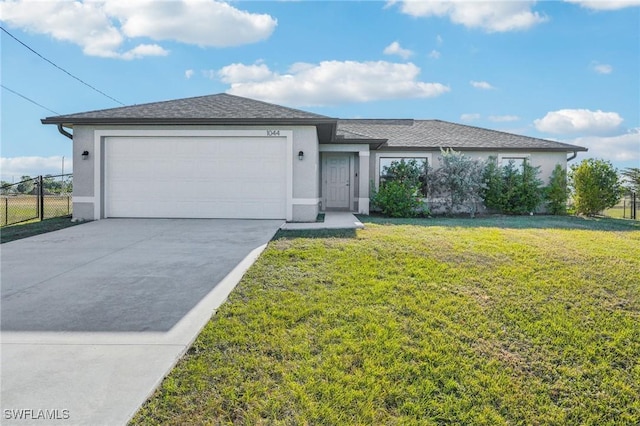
[105,136,287,219]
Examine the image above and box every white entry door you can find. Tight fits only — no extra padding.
[325,154,350,209]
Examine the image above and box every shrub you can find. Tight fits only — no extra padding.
[519,159,544,213]
[429,148,485,217]
[481,158,503,211]
[546,164,568,215]
[569,158,623,216]
[481,158,543,214]
[371,159,426,217]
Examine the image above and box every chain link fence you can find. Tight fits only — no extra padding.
[601,192,639,220]
[1,174,73,227]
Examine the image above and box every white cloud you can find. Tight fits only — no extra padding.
[0,0,277,59]
[568,128,640,163]
[0,156,72,182]
[217,63,274,84]
[565,0,640,10]
[591,62,613,74]
[489,115,520,122]
[220,60,450,106]
[470,80,495,90]
[0,0,124,58]
[436,34,443,45]
[428,49,441,59]
[534,109,624,135]
[104,0,276,47]
[383,41,413,59]
[120,44,169,60]
[185,69,195,79]
[395,1,548,32]
[461,113,481,122]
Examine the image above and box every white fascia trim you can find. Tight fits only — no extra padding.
[72,196,95,203]
[292,198,320,205]
[94,129,294,221]
[320,144,370,154]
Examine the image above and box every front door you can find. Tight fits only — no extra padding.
[325,154,351,209]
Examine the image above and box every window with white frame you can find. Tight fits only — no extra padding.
[498,154,530,172]
[379,157,428,196]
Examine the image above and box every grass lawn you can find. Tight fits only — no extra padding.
[0,216,82,244]
[0,195,72,227]
[132,216,639,425]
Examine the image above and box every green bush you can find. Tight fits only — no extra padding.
[371,159,426,217]
[545,164,568,215]
[569,158,623,216]
[481,158,543,214]
[371,180,422,217]
[482,159,503,211]
[428,148,485,217]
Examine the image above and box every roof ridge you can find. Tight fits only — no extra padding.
[220,93,331,119]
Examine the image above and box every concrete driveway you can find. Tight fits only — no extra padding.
[1,219,282,425]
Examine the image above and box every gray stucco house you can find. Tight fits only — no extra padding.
[42,93,587,222]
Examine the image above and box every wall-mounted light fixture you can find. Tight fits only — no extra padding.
[298,150,304,161]
[82,150,89,160]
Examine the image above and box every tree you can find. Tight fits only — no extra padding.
[621,167,640,194]
[371,159,426,217]
[569,158,623,216]
[481,157,503,211]
[1,181,15,195]
[16,176,34,194]
[545,164,569,215]
[429,148,485,217]
[519,159,544,213]
[43,175,63,194]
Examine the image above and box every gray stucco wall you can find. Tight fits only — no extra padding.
[71,126,95,198]
[69,124,320,222]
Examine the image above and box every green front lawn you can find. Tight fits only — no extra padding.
[0,216,82,244]
[132,216,640,425]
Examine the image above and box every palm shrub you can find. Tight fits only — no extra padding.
[546,164,568,215]
[370,159,425,217]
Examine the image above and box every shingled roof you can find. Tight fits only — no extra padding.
[42,93,334,125]
[42,93,586,152]
[337,119,587,152]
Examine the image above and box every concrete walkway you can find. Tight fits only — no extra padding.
[280,211,364,230]
[1,219,282,425]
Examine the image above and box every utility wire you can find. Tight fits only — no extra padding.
[1,26,125,106]
[1,84,61,115]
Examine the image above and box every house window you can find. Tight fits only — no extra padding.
[379,157,428,196]
[499,155,529,172]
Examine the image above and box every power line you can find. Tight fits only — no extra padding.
[1,84,61,115]
[1,26,125,106]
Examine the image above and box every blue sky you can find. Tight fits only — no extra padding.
[1,0,638,182]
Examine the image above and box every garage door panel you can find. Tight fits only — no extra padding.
[105,136,287,219]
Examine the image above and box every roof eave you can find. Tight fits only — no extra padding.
[41,117,337,126]
[378,145,589,152]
